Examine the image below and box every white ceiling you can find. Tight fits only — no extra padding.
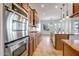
[30,3,72,20]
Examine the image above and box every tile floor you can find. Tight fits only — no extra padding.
[33,35,63,56]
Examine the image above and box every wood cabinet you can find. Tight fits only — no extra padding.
[12,4,28,19]
[28,32,41,56]
[55,34,69,50]
[28,33,34,56]
[16,3,29,12]
[28,6,39,26]
[28,6,33,26]
[73,3,79,14]
[21,3,29,12]
[29,37,34,56]
[35,32,41,49]
[50,33,55,47]
[70,3,79,17]
[32,9,39,26]
[16,3,39,26]
[30,9,34,26]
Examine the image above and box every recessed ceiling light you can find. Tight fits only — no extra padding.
[55,6,58,8]
[41,4,45,8]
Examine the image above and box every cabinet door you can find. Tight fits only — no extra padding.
[28,38,30,55]
[32,9,38,25]
[22,3,29,12]
[31,9,34,26]
[55,34,69,50]
[34,36,36,51]
[30,40,32,55]
[28,36,34,56]
[35,13,39,25]
[28,7,33,26]
[29,39,33,56]
[73,3,79,14]
[28,7,31,23]
[28,36,32,56]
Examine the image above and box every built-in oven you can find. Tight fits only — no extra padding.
[13,43,26,56]
[3,5,29,56]
[5,38,29,56]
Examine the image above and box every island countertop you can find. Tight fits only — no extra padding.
[62,39,79,56]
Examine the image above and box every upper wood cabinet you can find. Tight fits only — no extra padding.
[16,3,39,26]
[16,3,29,12]
[70,3,79,17]
[73,3,79,14]
[32,9,39,26]
[21,3,29,12]
[28,6,39,26]
[28,6,34,26]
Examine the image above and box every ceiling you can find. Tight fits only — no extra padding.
[30,3,72,20]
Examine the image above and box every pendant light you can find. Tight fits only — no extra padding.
[62,3,65,20]
[60,7,62,19]
[59,7,62,22]
[60,4,65,22]
[66,4,69,19]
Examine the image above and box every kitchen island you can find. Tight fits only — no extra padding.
[62,39,79,56]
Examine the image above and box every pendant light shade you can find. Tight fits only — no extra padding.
[60,4,65,21]
[66,4,69,19]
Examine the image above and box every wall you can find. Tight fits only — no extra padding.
[0,4,4,56]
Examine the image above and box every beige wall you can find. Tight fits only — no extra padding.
[0,3,4,56]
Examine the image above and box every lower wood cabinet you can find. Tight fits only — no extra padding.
[28,37,34,56]
[55,34,69,50]
[28,32,41,56]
